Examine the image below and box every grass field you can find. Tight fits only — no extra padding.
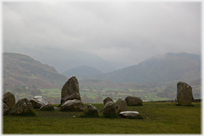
[3,102,201,134]
[40,88,61,98]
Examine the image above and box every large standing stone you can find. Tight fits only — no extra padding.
[3,103,9,115]
[61,99,84,111]
[30,96,50,109]
[80,104,98,117]
[61,76,81,105]
[10,98,36,116]
[116,98,128,113]
[3,92,15,110]
[103,97,113,105]
[177,81,194,106]
[102,101,117,117]
[125,96,143,106]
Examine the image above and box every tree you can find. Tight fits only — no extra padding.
[94,96,102,103]
[156,84,176,99]
[30,89,42,96]
[81,95,94,103]
[32,84,38,89]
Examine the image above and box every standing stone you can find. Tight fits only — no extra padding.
[103,97,113,105]
[30,96,50,109]
[3,92,15,110]
[116,98,128,113]
[61,76,81,105]
[125,96,143,106]
[61,99,84,111]
[10,98,36,116]
[81,104,98,117]
[102,101,117,117]
[3,103,9,115]
[177,81,194,106]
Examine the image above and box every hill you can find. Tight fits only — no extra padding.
[3,52,68,89]
[63,65,103,79]
[92,52,201,84]
[5,47,125,73]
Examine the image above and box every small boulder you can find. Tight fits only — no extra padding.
[61,99,84,111]
[102,101,117,118]
[10,98,36,116]
[119,111,143,119]
[3,92,15,110]
[3,103,9,115]
[103,97,113,105]
[125,96,143,106]
[54,107,60,110]
[40,104,54,111]
[30,96,50,109]
[177,81,194,106]
[115,98,128,113]
[61,76,81,105]
[80,104,98,117]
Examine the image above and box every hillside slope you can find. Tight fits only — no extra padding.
[63,65,103,79]
[92,52,201,84]
[5,47,125,73]
[3,52,68,89]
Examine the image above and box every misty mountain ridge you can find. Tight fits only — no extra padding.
[92,52,201,84]
[4,46,125,73]
[63,65,103,79]
[3,52,67,89]
[3,51,201,88]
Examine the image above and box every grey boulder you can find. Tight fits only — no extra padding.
[40,104,54,111]
[125,96,143,106]
[61,76,81,105]
[119,111,142,119]
[81,104,98,117]
[30,96,50,109]
[177,81,194,106]
[61,99,84,111]
[116,98,128,113]
[102,101,117,117]
[3,92,15,110]
[3,103,9,115]
[103,97,113,105]
[10,98,36,116]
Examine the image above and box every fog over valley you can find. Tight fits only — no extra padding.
[3,1,201,72]
[2,1,201,103]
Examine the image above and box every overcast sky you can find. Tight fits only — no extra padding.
[3,1,201,66]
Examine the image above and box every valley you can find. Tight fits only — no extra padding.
[3,52,201,104]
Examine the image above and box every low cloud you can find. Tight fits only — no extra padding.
[3,1,201,66]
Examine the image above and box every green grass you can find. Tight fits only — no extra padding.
[81,92,98,99]
[102,88,124,91]
[40,88,61,98]
[129,89,145,92]
[3,102,201,134]
[150,97,168,101]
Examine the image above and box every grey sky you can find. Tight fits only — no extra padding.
[3,1,201,66]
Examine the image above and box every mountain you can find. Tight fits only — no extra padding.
[92,52,201,84]
[3,52,68,89]
[189,78,201,86]
[3,46,125,73]
[63,65,103,79]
